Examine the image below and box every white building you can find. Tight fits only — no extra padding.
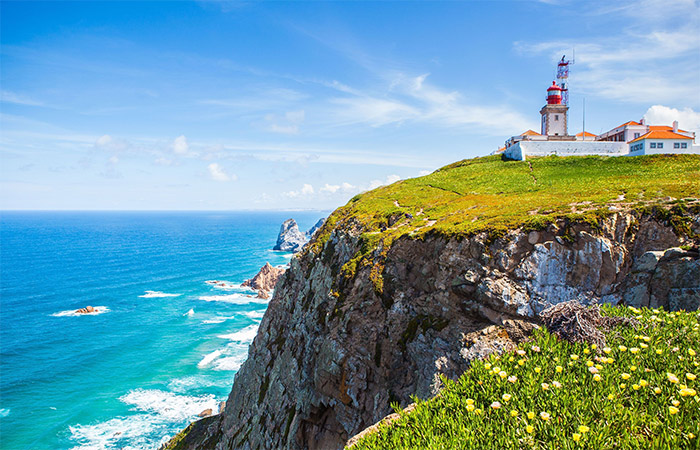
[628,129,695,156]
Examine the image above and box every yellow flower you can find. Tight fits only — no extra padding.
[493,366,501,374]
[607,393,615,400]
[499,371,507,379]
[621,373,631,380]
[679,388,697,397]
[591,344,597,350]
[573,433,582,442]
[630,347,640,354]
[603,347,612,354]
[654,387,662,394]
[540,411,551,421]
[672,399,680,406]
[630,365,637,372]
[690,349,697,357]
[467,404,475,412]
[669,406,679,415]
[526,425,534,434]
[686,373,697,381]
[640,343,648,349]
[484,363,492,370]
[584,348,590,355]
[466,398,475,405]
[518,359,525,366]
[586,360,594,367]
[510,410,518,417]
[656,349,663,355]
[606,357,614,364]
[578,425,590,433]
[640,379,648,387]
[517,349,526,356]
[552,381,562,388]
[668,373,680,383]
[508,356,514,362]
[527,411,535,420]
[502,394,512,402]
[491,401,502,409]
[541,383,549,390]
[642,336,651,342]
[475,408,483,415]
[595,364,603,370]
[570,354,579,360]
[593,374,601,382]
[556,366,563,373]
[689,433,696,439]
[619,346,627,352]
[633,384,640,390]
[535,367,541,373]
[619,383,627,389]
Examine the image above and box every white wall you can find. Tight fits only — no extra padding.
[504,141,628,161]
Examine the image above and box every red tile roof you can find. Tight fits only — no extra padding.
[520,129,541,136]
[575,131,597,137]
[628,130,694,143]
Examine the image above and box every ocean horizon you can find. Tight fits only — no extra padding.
[0,210,327,450]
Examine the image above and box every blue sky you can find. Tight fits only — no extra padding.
[2,0,699,210]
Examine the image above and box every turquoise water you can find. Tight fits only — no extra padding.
[0,211,325,450]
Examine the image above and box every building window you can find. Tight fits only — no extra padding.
[681,143,688,149]
[657,142,663,149]
[674,143,680,148]
[554,115,559,121]
[634,133,640,138]
[650,143,656,148]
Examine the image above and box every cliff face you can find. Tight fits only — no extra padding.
[203,209,699,450]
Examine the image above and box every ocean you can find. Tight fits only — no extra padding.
[0,211,326,450]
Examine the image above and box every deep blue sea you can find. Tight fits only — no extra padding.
[0,211,326,450]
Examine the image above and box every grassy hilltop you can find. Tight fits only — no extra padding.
[310,154,699,293]
[317,154,700,244]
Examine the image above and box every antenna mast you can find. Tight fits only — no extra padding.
[556,54,573,106]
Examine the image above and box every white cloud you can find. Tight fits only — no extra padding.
[95,134,129,152]
[644,105,700,136]
[265,109,305,134]
[108,156,119,165]
[321,183,340,193]
[173,135,189,154]
[284,183,315,198]
[207,163,234,181]
[514,2,700,106]
[368,174,401,190]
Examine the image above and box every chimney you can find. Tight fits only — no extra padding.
[640,118,646,125]
[673,120,678,133]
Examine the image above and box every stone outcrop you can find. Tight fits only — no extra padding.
[171,209,699,450]
[241,263,286,299]
[306,219,326,239]
[273,219,308,252]
[75,306,96,314]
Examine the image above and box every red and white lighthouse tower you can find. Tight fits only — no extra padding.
[540,80,569,137]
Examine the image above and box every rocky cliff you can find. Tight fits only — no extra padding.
[167,155,700,450]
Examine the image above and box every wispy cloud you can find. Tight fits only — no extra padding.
[0,90,45,107]
[514,1,700,106]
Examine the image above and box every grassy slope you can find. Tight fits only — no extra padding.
[310,154,699,293]
[350,307,700,449]
[317,154,700,246]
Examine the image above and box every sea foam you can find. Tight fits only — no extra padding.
[217,324,259,343]
[138,291,181,298]
[197,350,223,368]
[198,294,268,305]
[52,306,110,317]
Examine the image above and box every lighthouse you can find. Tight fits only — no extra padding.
[540,81,570,138]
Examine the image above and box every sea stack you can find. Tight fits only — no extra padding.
[272,219,308,252]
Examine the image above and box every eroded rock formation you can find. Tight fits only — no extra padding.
[171,209,699,450]
[241,263,286,299]
[273,219,308,252]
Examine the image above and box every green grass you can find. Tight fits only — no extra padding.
[349,306,700,449]
[308,154,700,287]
